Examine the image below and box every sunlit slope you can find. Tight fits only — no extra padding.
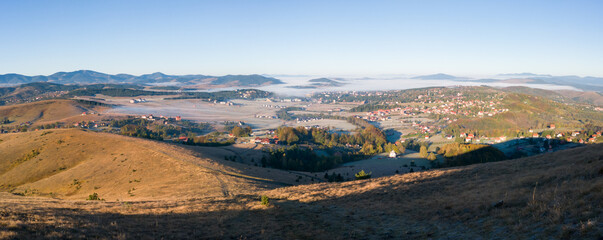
[0,129,294,200]
[0,99,99,126]
[267,143,602,238]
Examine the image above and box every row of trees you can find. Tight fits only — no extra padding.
[110,118,212,140]
[264,118,398,171]
[265,145,363,172]
[436,143,507,167]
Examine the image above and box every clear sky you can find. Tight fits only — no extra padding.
[1,0,602,77]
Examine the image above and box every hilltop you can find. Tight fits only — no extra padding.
[287,77,345,89]
[0,129,300,201]
[0,99,110,128]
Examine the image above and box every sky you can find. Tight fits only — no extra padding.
[1,0,602,77]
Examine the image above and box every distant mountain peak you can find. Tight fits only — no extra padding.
[0,70,285,87]
[412,73,459,80]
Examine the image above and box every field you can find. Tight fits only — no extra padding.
[1,142,601,239]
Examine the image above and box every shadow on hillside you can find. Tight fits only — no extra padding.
[4,143,602,239]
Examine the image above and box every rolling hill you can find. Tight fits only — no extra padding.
[503,86,603,107]
[0,129,299,201]
[0,99,108,127]
[0,130,600,238]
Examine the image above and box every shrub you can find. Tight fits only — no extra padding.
[260,195,270,206]
[355,170,372,180]
[87,192,103,201]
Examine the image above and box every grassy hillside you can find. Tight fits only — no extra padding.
[0,140,600,239]
[0,99,105,127]
[267,143,602,239]
[0,129,299,201]
[446,92,603,136]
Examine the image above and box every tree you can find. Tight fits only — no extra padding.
[355,170,372,180]
[427,152,437,161]
[231,126,245,137]
[420,145,428,158]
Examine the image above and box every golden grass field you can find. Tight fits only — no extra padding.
[0,126,601,239]
[0,99,112,127]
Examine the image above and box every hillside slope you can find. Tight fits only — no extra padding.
[0,138,600,239]
[267,143,602,239]
[0,129,297,200]
[0,99,104,127]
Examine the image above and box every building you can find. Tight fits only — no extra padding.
[389,150,397,158]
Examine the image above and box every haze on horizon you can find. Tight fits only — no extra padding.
[1,0,602,77]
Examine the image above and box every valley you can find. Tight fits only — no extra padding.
[0,82,602,239]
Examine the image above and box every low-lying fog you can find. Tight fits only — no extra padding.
[217,75,581,96]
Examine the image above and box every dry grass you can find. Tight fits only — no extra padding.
[0,99,107,127]
[0,130,601,239]
[0,129,300,201]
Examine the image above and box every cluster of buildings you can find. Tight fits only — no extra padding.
[261,104,288,109]
[250,136,279,145]
[129,98,147,103]
[255,114,278,119]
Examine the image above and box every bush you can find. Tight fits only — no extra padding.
[355,170,372,180]
[260,195,270,206]
[86,192,103,201]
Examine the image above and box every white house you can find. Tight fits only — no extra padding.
[389,150,397,158]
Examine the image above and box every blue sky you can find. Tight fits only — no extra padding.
[1,0,602,76]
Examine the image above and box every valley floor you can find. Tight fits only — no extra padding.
[1,144,602,239]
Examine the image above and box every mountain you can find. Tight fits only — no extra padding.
[211,74,284,86]
[497,73,553,78]
[0,70,285,87]
[308,78,339,84]
[412,73,462,80]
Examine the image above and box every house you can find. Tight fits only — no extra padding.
[549,124,556,129]
[532,133,539,138]
[389,150,397,158]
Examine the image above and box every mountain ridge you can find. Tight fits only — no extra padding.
[0,70,284,86]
